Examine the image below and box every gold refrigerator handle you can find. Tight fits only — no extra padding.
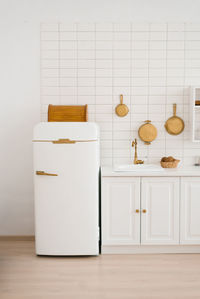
[52,139,76,144]
[33,139,97,144]
[53,139,97,144]
[36,171,58,176]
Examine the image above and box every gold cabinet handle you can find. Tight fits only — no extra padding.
[36,171,58,176]
[135,209,140,213]
[142,209,147,213]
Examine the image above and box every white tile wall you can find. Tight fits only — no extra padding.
[40,22,200,166]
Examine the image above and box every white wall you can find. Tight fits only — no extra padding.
[1,0,200,235]
[41,22,200,166]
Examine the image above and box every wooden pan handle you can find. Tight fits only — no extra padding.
[36,171,58,176]
[120,94,123,104]
[173,104,177,116]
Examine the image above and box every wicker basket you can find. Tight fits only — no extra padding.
[160,159,180,168]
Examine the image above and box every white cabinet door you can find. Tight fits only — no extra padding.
[181,178,200,244]
[102,177,140,245]
[141,177,179,245]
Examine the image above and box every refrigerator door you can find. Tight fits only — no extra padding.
[33,123,99,255]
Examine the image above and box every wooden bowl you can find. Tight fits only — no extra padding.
[160,159,180,168]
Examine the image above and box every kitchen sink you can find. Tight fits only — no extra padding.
[114,164,164,172]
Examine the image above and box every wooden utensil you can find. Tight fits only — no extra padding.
[48,105,88,122]
[115,94,129,117]
[165,104,184,135]
[138,120,157,145]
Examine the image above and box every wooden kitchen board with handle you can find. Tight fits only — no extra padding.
[48,104,88,122]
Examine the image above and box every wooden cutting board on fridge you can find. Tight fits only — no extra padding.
[48,105,88,122]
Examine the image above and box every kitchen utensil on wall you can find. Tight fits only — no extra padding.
[165,104,184,135]
[115,94,129,117]
[48,105,88,122]
[138,120,157,145]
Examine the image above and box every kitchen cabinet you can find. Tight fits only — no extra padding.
[102,171,200,253]
[102,177,179,246]
[102,177,140,245]
[141,178,179,244]
[180,177,200,244]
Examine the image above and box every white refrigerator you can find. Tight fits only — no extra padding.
[33,122,100,255]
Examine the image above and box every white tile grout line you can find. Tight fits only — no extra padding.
[164,23,168,157]
[58,22,61,105]
[130,23,133,163]
[41,26,200,33]
[111,22,114,167]
[76,22,78,105]
[182,23,186,165]
[147,23,150,121]
[94,23,97,122]
[40,23,42,120]
[146,23,151,163]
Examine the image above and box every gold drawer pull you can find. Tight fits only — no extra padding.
[142,209,147,213]
[135,209,140,213]
[36,171,58,176]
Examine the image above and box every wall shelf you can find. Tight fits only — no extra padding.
[190,87,200,142]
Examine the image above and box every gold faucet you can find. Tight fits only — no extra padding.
[132,138,144,164]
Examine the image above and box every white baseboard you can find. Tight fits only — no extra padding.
[102,245,200,254]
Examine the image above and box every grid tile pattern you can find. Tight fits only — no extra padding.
[40,23,200,166]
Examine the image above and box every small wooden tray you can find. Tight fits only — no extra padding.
[48,105,88,122]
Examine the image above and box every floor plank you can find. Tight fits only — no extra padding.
[0,240,200,299]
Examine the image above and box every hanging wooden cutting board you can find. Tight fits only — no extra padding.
[165,104,184,135]
[48,104,88,122]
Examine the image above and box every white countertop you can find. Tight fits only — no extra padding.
[101,166,200,177]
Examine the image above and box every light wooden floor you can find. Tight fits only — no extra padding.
[1,241,200,299]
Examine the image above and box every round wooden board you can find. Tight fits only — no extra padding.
[138,122,157,144]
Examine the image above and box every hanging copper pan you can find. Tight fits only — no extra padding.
[115,94,129,117]
[165,104,184,135]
